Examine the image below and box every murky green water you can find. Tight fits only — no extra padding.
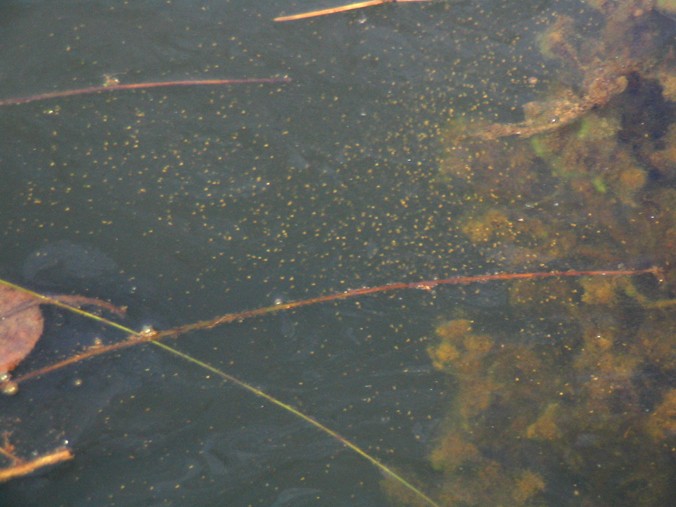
[1,1,673,506]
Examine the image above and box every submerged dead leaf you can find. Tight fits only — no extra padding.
[0,285,125,375]
[0,286,45,375]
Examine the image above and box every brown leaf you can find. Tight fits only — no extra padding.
[0,286,126,375]
[0,286,45,375]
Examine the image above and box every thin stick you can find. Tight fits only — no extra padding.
[0,77,292,107]
[274,0,431,22]
[0,448,73,482]
[149,266,663,339]
[5,266,660,385]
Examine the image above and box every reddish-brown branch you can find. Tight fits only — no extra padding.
[156,266,661,338]
[0,77,292,107]
[7,266,660,388]
[0,448,73,482]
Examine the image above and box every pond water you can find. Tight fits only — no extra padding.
[1,1,674,506]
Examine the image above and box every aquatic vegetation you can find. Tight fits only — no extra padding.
[411,1,676,505]
[645,388,676,440]
[466,0,671,141]
[421,280,673,505]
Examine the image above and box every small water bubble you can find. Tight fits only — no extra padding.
[1,381,18,396]
[138,325,157,338]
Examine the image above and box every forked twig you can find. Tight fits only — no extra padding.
[0,431,73,483]
[0,449,73,482]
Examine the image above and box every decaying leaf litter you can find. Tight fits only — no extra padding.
[0,284,126,379]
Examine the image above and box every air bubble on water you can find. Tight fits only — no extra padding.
[1,381,18,396]
[139,325,157,338]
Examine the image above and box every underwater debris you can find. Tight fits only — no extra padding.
[0,432,73,483]
[0,283,126,389]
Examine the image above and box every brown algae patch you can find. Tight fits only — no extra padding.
[384,2,676,505]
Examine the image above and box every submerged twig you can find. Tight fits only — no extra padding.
[274,0,431,22]
[0,432,73,483]
[0,77,292,107]
[3,266,660,386]
[0,449,73,482]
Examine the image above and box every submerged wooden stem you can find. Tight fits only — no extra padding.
[5,266,660,387]
[0,448,73,482]
[274,0,431,22]
[0,77,292,107]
